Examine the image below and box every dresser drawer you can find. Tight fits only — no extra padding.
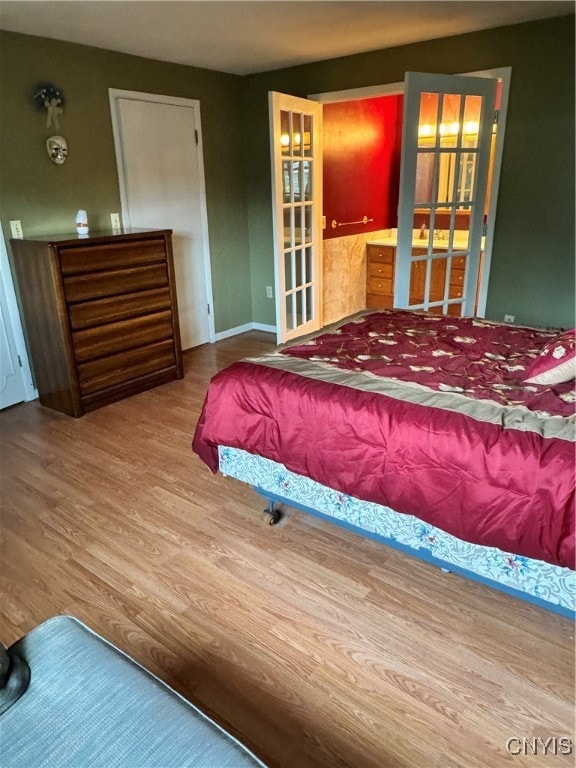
[77,340,176,396]
[367,245,395,264]
[367,276,393,295]
[68,288,172,330]
[72,310,175,363]
[367,261,393,279]
[64,264,169,303]
[59,238,167,275]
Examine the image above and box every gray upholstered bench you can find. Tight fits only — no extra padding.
[0,615,267,767]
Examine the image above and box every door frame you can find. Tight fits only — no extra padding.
[0,234,37,403]
[309,66,511,318]
[108,88,215,343]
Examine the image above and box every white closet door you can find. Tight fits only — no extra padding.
[112,93,213,350]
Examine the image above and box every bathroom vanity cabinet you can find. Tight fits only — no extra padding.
[366,243,466,313]
[366,244,395,308]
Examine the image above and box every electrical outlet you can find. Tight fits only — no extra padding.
[504,314,515,324]
[266,286,273,299]
[110,213,121,231]
[10,220,23,239]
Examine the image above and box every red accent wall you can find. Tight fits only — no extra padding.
[323,95,403,240]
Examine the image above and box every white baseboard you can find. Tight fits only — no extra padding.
[214,322,276,342]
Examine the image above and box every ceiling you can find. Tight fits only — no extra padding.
[0,1,573,75]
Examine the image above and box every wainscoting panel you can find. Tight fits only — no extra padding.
[322,230,388,325]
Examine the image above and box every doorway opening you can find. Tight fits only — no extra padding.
[309,67,510,327]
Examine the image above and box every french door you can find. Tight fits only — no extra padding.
[269,92,323,343]
[395,73,497,316]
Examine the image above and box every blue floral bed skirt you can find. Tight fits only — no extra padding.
[219,446,575,618]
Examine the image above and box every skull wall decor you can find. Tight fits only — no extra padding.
[46,135,68,165]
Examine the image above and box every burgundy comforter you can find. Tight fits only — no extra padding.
[193,311,575,569]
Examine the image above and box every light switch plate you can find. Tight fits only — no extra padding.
[110,213,121,231]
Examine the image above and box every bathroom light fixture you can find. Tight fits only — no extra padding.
[418,120,480,138]
[280,132,302,146]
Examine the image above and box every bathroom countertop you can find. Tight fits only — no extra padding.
[367,231,485,250]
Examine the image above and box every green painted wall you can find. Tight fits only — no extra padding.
[0,31,252,333]
[2,17,574,337]
[243,15,575,329]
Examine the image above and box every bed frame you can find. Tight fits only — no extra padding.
[219,446,575,619]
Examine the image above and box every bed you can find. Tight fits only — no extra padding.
[193,309,575,617]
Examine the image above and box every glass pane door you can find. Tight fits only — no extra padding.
[270,92,322,343]
[395,73,497,317]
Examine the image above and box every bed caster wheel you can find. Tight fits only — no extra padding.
[262,507,282,526]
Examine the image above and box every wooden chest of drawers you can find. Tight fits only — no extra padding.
[9,228,183,417]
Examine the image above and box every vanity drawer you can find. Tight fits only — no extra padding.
[366,245,395,264]
[449,285,464,299]
[64,264,169,303]
[367,293,393,309]
[77,339,176,396]
[367,276,393,295]
[368,261,393,279]
[449,271,465,288]
[449,257,466,291]
[68,287,172,330]
[59,238,167,275]
[72,310,175,363]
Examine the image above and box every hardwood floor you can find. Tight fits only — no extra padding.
[1,330,574,768]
